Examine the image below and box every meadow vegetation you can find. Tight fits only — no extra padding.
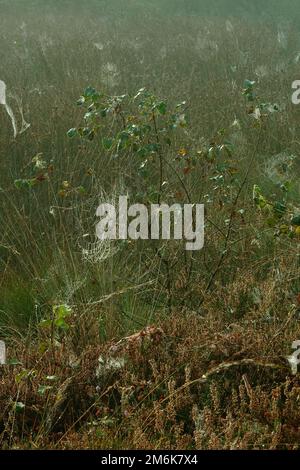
[1,0,300,449]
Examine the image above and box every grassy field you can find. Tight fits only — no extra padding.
[1,0,300,449]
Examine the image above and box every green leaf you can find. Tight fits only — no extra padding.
[14,178,36,189]
[273,202,286,218]
[244,79,256,89]
[87,130,95,141]
[7,358,22,366]
[279,224,289,234]
[155,101,167,115]
[82,127,91,137]
[77,96,85,106]
[53,304,72,320]
[14,402,25,413]
[15,368,36,383]
[38,385,53,396]
[67,128,77,138]
[46,375,58,382]
[77,185,86,195]
[138,161,149,177]
[39,319,52,329]
[53,304,72,330]
[102,138,114,150]
[280,181,292,193]
[291,215,300,226]
[117,131,130,151]
[83,86,96,98]
[266,217,277,227]
[134,88,146,101]
[253,185,267,209]
[55,318,69,330]
[84,112,93,120]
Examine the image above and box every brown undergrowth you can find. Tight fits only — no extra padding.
[1,285,300,450]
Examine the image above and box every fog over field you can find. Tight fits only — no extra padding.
[1,0,300,452]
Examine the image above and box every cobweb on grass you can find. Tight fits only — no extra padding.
[82,238,119,264]
[0,80,30,138]
[13,94,31,135]
[42,254,87,305]
[79,187,121,264]
[264,151,297,185]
